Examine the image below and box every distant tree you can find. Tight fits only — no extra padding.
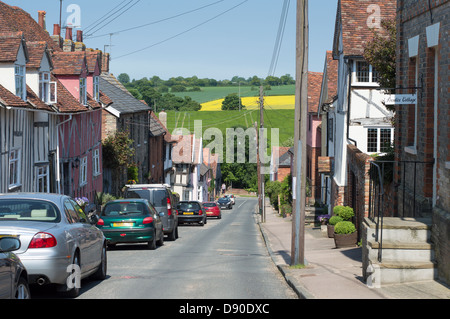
[117,73,130,84]
[222,93,245,111]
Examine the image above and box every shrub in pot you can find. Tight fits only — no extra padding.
[327,215,343,238]
[333,221,357,248]
[333,206,354,221]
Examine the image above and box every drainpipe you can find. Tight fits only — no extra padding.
[56,114,72,194]
[346,59,357,147]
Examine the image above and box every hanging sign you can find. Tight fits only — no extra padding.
[384,94,417,105]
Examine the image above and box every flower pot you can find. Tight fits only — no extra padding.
[334,232,357,248]
[327,224,335,238]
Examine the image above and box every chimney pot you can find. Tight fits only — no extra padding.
[38,11,46,30]
[53,24,61,36]
[65,27,73,41]
[76,30,83,43]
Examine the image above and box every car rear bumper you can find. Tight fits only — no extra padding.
[102,228,154,244]
[178,216,204,223]
[18,254,72,285]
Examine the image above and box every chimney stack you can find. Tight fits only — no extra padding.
[38,11,46,30]
[74,30,86,51]
[63,27,74,52]
[51,24,63,49]
[76,30,83,43]
[102,52,110,73]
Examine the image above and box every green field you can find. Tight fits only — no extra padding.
[171,85,296,104]
[160,109,295,148]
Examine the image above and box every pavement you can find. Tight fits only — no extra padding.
[255,198,450,299]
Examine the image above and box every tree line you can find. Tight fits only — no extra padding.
[117,73,295,112]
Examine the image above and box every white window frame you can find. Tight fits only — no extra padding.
[93,76,100,102]
[15,64,26,100]
[79,156,88,186]
[92,149,100,176]
[36,165,50,193]
[39,72,57,104]
[366,127,393,154]
[9,148,21,189]
[353,60,380,86]
[79,77,87,106]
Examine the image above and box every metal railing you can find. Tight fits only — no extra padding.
[368,160,434,262]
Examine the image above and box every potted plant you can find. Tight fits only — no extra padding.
[327,215,343,238]
[317,214,331,225]
[333,205,354,221]
[333,221,357,248]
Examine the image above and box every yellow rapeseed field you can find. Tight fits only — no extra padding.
[200,95,295,111]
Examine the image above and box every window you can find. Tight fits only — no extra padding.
[328,118,334,142]
[93,76,100,101]
[79,156,87,186]
[367,128,392,153]
[354,61,379,85]
[36,165,49,193]
[15,65,26,100]
[93,149,100,176]
[367,129,378,153]
[79,77,87,105]
[9,149,21,189]
[39,72,57,104]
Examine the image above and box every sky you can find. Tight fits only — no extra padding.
[5,0,338,81]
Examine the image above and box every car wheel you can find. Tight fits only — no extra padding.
[64,253,81,298]
[14,277,30,299]
[147,231,157,250]
[92,243,107,280]
[167,226,177,241]
[157,229,164,246]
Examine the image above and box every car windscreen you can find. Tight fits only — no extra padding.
[0,199,60,223]
[177,202,201,210]
[203,203,217,207]
[102,202,148,217]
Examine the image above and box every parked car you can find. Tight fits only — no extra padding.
[97,199,164,250]
[218,196,233,209]
[0,236,30,299]
[176,201,207,226]
[225,194,235,205]
[0,193,107,298]
[203,202,221,219]
[125,184,179,241]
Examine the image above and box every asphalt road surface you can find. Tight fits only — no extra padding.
[31,197,297,300]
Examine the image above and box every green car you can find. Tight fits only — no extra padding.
[97,199,164,250]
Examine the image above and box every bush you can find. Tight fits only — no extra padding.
[329,215,343,225]
[333,206,354,221]
[334,221,356,234]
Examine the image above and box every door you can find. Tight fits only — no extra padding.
[0,252,12,299]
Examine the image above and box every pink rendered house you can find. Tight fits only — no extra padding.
[51,49,107,204]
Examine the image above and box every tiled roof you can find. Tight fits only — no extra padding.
[0,2,61,52]
[0,32,26,62]
[26,85,54,111]
[325,51,338,103]
[52,51,88,75]
[86,51,100,74]
[51,74,86,113]
[100,73,151,115]
[26,41,52,69]
[333,0,396,57]
[0,84,29,108]
[308,72,323,113]
[149,111,173,143]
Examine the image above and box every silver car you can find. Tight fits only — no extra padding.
[0,193,107,298]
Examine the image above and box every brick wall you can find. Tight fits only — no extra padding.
[396,0,450,285]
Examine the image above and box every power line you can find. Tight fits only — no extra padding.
[83,0,129,31]
[85,0,226,40]
[85,0,142,37]
[268,0,291,77]
[114,0,249,60]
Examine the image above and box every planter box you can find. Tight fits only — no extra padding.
[327,224,335,238]
[334,232,357,248]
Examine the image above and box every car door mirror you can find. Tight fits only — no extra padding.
[89,214,99,225]
[159,212,165,218]
[0,237,21,252]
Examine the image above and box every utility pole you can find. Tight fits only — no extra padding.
[291,0,308,266]
[259,85,265,223]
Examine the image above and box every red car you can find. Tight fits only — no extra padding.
[203,202,222,219]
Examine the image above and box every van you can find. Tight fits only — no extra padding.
[124,184,179,241]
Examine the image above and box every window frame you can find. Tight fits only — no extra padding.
[79,77,87,106]
[79,156,88,186]
[9,148,21,189]
[366,127,393,154]
[353,60,380,86]
[15,64,26,100]
[92,148,100,177]
[36,164,50,193]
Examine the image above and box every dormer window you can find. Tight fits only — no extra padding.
[39,72,57,104]
[15,64,26,100]
[93,76,100,102]
[79,77,87,106]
